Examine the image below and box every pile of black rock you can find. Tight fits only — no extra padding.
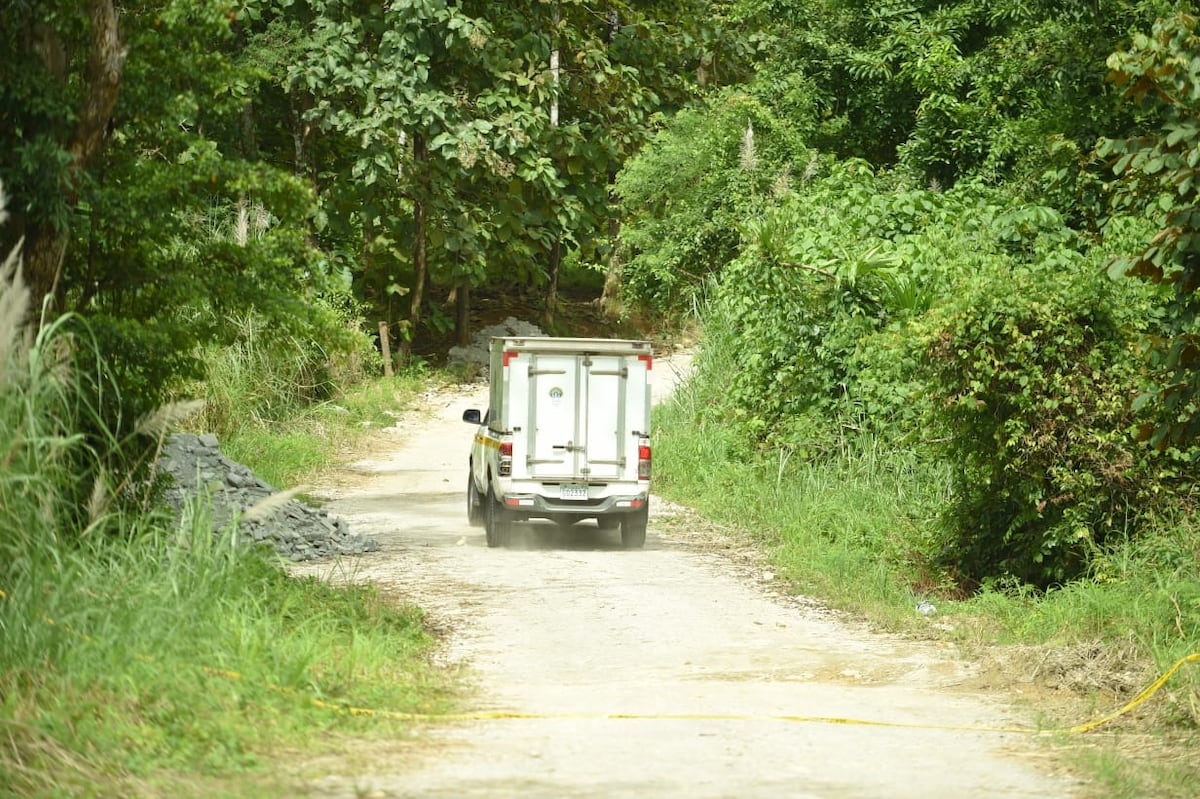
[156,433,378,561]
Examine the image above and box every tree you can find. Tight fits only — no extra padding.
[723,0,1183,201]
[0,0,350,431]
[1099,11,1200,448]
[275,0,709,346]
[1,0,126,310]
[616,91,808,310]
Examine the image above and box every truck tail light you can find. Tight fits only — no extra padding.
[637,438,651,480]
[499,441,513,476]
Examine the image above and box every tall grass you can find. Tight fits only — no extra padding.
[656,336,1200,662]
[2,505,445,795]
[0,194,449,797]
[654,300,947,613]
[655,382,950,619]
[183,316,421,488]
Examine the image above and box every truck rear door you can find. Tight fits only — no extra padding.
[527,352,628,481]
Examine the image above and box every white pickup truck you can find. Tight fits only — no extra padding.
[462,336,653,548]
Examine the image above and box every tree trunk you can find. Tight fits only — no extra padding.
[455,283,471,347]
[290,96,308,178]
[599,17,623,319]
[400,132,430,364]
[241,101,259,161]
[375,320,393,377]
[236,21,259,163]
[545,236,561,327]
[23,233,68,314]
[600,187,623,318]
[24,0,127,309]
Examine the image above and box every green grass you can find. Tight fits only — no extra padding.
[1,510,449,798]
[1,263,451,796]
[653,337,952,623]
[187,327,426,489]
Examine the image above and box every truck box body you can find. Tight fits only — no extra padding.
[492,337,651,483]
[463,336,653,547]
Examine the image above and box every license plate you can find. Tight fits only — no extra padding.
[560,484,588,501]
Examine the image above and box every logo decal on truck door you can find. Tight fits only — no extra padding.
[549,387,564,407]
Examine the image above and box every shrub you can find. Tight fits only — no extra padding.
[710,162,984,449]
[914,247,1156,586]
[615,90,810,311]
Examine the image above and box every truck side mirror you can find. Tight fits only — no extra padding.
[462,409,482,425]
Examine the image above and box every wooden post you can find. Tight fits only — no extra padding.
[455,283,471,347]
[378,321,394,377]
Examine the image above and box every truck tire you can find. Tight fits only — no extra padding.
[620,508,648,549]
[467,474,484,527]
[484,486,511,548]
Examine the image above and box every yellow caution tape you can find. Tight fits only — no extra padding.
[1061,651,1200,734]
[203,653,1200,736]
[9,587,1196,736]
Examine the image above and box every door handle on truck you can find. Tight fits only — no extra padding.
[552,441,577,452]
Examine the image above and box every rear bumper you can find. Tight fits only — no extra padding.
[500,492,648,519]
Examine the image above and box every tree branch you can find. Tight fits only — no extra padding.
[780,260,838,281]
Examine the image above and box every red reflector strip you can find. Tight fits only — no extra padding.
[639,354,653,370]
[502,351,518,367]
[631,499,646,508]
[504,498,520,507]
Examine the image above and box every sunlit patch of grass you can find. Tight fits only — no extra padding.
[216,374,424,489]
[187,322,425,489]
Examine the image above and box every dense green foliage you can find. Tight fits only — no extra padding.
[6,0,1200,786]
[0,0,726,457]
[677,160,1177,584]
[235,0,721,341]
[614,91,809,310]
[916,245,1149,582]
[0,0,726,543]
[0,1,368,430]
[620,4,1200,587]
[722,0,1182,193]
[1099,13,1200,448]
[9,1,1200,584]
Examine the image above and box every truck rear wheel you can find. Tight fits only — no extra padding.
[467,474,484,527]
[484,487,511,548]
[620,508,648,549]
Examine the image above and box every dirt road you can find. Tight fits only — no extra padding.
[299,355,1083,798]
